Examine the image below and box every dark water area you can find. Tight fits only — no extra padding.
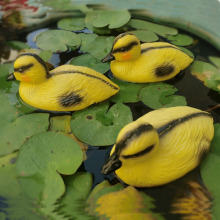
[1,18,219,220]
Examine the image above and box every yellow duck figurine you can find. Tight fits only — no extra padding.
[7,53,119,111]
[102,106,214,187]
[102,33,194,83]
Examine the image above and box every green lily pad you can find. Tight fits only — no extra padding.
[57,17,85,31]
[16,131,83,217]
[128,19,178,36]
[7,41,30,50]
[178,46,194,58]
[70,102,133,146]
[0,153,44,220]
[139,82,187,109]
[0,112,49,156]
[86,36,115,60]
[209,56,220,68]
[78,33,98,52]
[36,30,81,53]
[201,124,220,220]
[55,172,93,219]
[69,54,109,74]
[19,49,53,62]
[167,34,194,46]
[190,61,220,92]
[85,10,131,30]
[129,30,159,42]
[93,26,112,34]
[110,78,146,103]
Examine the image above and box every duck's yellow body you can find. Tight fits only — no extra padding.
[9,53,119,111]
[102,33,193,83]
[102,106,214,187]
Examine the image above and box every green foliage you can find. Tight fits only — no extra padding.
[178,46,194,58]
[85,10,131,30]
[167,34,194,46]
[36,30,81,53]
[69,54,109,73]
[57,17,85,31]
[139,82,187,109]
[78,33,98,52]
[209,56,220,68]
[201,124,220,220]
[128,19,178,36]
[16,131,83,218]
[7,41,30,50]
[71,102,133,146]
[129,30,159,42]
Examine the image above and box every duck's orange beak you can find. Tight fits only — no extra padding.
[6,73,16,81]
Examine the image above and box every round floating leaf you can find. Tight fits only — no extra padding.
[128,19,178,36]
[36,30,81,53]
[0,153,44,220]
[86,36,115,60]
[71,102,133,146]
[167,34,194,46]
[7,41,30,50]
[129,30,158,42]
[57,17,85,31]
[55,172,93,219]
[190,61,220,92]
[85,10,131,30]
[78,33,98,53]
[16,131,83,213]
[93,26,112,35]
[0,113,49,156]
[178,46,194,58]
[209,56,220,68]
[69,54,109,74]
[139,83,187,109]
[110,78,146,103]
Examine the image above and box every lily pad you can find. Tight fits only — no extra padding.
[85,10,131,30]
[110,78,146,103]
[190,61,220,92]
[16,131,83,217]
[139,82,187,109]
[86,36,115,60]
[36,30,81,53]
[69,54,110,74]
[209,56,220,68]
[129,30,159,42]
[128,19,178,36]
[57,17,85,31]
[70,102,133,146]
[55,172,93,219]
[86,183,164,220]
[78,33,98,52]
[178,46,194,58]
[167,34,194,46]
[0,153,44,220]
[7,41,30,50]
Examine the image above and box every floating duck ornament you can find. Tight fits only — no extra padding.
[102,106,214,187]
[7,53,119,111]
[102,33,194,83]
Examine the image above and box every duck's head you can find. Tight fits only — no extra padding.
[102,33,141,62]
[7,53,49,83]
[102,122,159,175]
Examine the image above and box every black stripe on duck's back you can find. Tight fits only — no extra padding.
[59,91,83,107]
[141,45,194,58]
[157,112,212,137]
[50,70,119,91]
[155,63,175,77]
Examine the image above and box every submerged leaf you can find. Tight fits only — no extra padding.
[70,102,133,146]
[139,83,187,109]
[167,34,194,46]
[69,54,110,74]
[129,30,158,42]
[16,131,83,218]
[85,10,131,30]
[57,17,85,31]
[128,19,178,36]
[36,30,81,53]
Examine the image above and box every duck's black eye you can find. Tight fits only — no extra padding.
[18,68,23,73]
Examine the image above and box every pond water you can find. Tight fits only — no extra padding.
[0,5,220,220]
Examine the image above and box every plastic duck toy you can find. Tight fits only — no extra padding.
[7,53,119,111]
[102,106,214,187]
[102,33,194,83]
